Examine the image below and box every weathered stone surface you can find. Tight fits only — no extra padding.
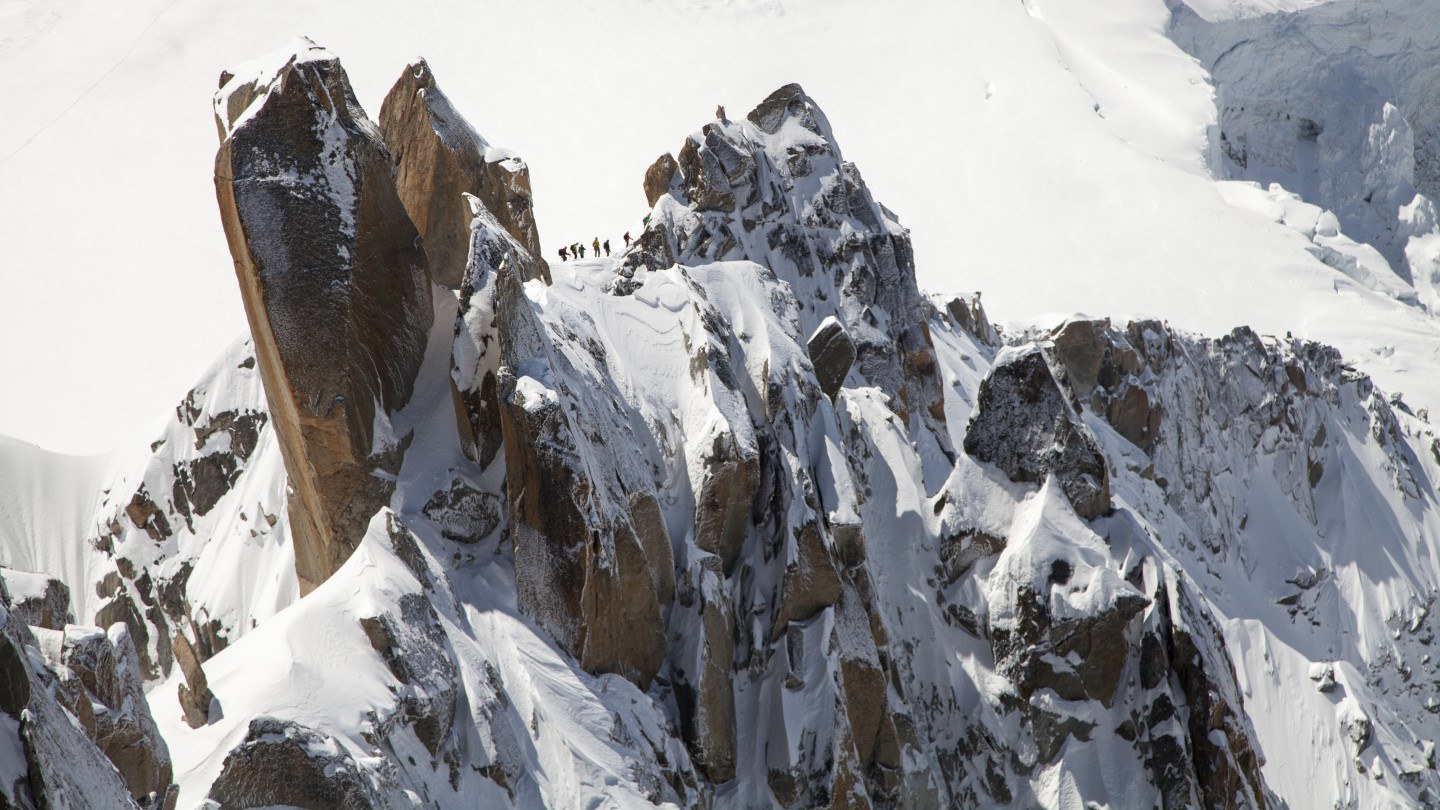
[643,152,679,208]
[807,317,856,400]
[173,632,214,729]
[989,575,1149,710]
[1049,318,1160,452]
[672,564,737,784]
[214,40,433,594]
[489,260,668,687]
[208,717,382,809]
[0,581,140,809]
[775,523,844,637]
[450,197,545,471]
[77,625,173,800]
[946,293,1000,347]
[0,634,28,716]
[693,431,759,574]
[0,568,73,631]
[379,58,548,286]
[421,476,501,544]
[964,346,1111,519]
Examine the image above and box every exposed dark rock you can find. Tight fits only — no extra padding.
[693,431,759,574]
[1049,319,1160,452]
[807,318,856,400]
[643,152,679,209]
[207,717,382,809]
[0,635,28,716]
[964,346,1111,519]
[0,569,73,631]
[487,260,668,687]
[214,40,433,594]
[421,476,501,544]
[125,485,172,542]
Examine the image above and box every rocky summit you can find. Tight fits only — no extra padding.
[6,24,1440,810]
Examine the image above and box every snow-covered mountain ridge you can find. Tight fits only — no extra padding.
[4,5,1440,808]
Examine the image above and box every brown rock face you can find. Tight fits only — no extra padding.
[173,632,215,729]
[213,41,434,594]
[693,431,759,574]
[380,58,548,286]
[643,152,679,208]
[1049,318,1160,452]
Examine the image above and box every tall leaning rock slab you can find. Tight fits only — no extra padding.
[380,58,549,286]
[213,40,433,593]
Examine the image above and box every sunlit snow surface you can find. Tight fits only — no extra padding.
[4,0,1440,453]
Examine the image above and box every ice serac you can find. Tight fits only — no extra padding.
[213,40,433,594]
[379,58,549,287]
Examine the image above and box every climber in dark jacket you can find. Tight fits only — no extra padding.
[603,239,611,256]
[578,244,586,258]
[559,246,568,261]
[623,232,631,246]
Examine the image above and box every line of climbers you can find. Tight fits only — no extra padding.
[556,215,653,263]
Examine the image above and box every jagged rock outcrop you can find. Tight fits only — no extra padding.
[379,58,548,286]
[0,568,72,630]
[47,624,174,801]
[643,152,679,208]
[491,262,668,686]
[964,345,1111,519]
[0,579,146,809]
[213,39,433,594]
[1050,318,1160,452]
[208,717,383,809]
[806,317,856,400]
[946,293,1000,347]
[173,632,214,728]
[629,83,951,456]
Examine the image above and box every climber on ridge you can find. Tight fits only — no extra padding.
[578,244,586,259]
[559,246,568,262]
[592,237,600,256]
[623,232,631,247]
[603,239,611,256]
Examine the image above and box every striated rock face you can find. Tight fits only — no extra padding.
[964,345,1111,519]
[213,40,433,594]
[379,58,548,287]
